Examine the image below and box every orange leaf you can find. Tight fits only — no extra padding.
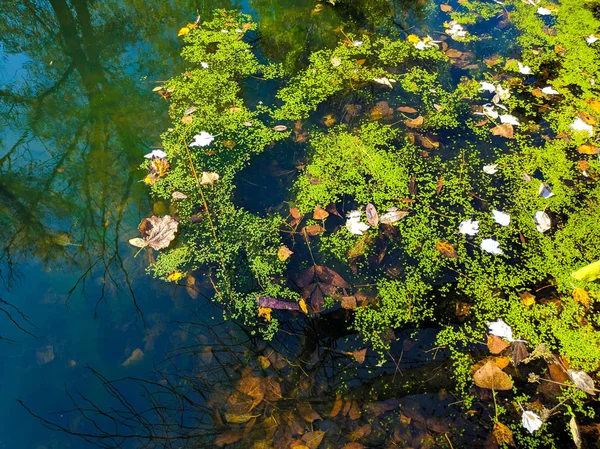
[577,143,600,155]
[301,431,326,449]
[520,291,536,306]
[397,106,418,113]
[573,287,590,308]
[330,394,343,417]
[440,4,453,12]
[446,48,463,58]
[487,335,510,354]
[405,115,424,128]
[313,205,330,220]
[473,360,513,390]
[304,224,325,236]
[436,241,457,258]
[350,348,367,364]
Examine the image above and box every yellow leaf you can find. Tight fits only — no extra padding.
[571,260,600,282]
[520,291,536,306]
[178,27,190,37]
[277,245,293,261]
[299,299,308,314]
[493,421,515,446]
[167,271,185,281]
[577,143,600,155]
[572,287,590,308]
[258,307,272,322]
[473,360,513,390]
[407,34,421,44]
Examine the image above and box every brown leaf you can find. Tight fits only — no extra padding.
[348,400,361,420]
[297,401,322,423]
[370,101,394,121]
[137,215,179,250]
[304,224,325,236]
[349,424,372,441]
[491,123,514,139]
[340,295,357,310]
[473,360,513,390]
[262,377,283,402]
[350,348,367,364]
[440,3,453,11]
[224,412,257,423]
[301,431,326,449]
[436,241,457,258]
[365,203,379,226]
[578,111,596,125]
[577,143,600,155]
[397,106,418,114]
[313,205,330,220]
[548,362,569,383]
[330,394,343,417]
[278,245,293,262]
[405,115,424,128]
[446,48,463,58]
[315,265,350,288]
[409,175,417,196]
[493,421,515,446]
[455,301,471,318]
[487,335,510,354]
[520,291,536,307]
[237,372,264,411]
[475,119,489,127]
[568,370,596,395]
[512,341,529,366]
[215,429,244,446]
[326,203,342,217]
[297,266,315,288]
[342,444,366,449]
[436,177,444,195]
[323,114,337,127]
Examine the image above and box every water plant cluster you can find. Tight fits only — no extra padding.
[132,1,600,445]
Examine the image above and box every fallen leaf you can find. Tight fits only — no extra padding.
[520,291,536,307]
[397,106,418,113]
[304,224,325,236]
[577,143,600,154]
[365,203,379,226]
[571,260,600,282]
[473,360,513,390]
[570,416,582,449]
[380,208,410,224]
[313,205,330,220]
[488,335,510,354]
[568,370,596,395]
[534,211,552,233]
[440,4,453,12]
[172,191,187,200]
[273,125,288,131]
[215,429,244,446]
[257,355,271,369]
[200,172,219,185]
[122,348,144,367]
[134,215,179,250]
[257,297,301,311]
[585,98,600,114]
[167,271,185,281]
[297,402,322,423]
[181,115,193,124]
[323,114,337,127]
[237,372,265,411]
[278,246,293,261]
[301,431,326,449]
[578,111,596,125]
[446,48,463,58]
[348,424,372,441]
[184,105,197,115]
[350,348,367,364]
[512,341,529,366]
[340,295,357,310]
[456,301,471,317]
[436,241,457,258]
[330,395,343,417]
[316,265,350,288]
[405,115,424,128]
[493,421,515,446]
[491,123,514,138]
[224,412,258,424]
[572,287,590,308]
[370,101,394,121]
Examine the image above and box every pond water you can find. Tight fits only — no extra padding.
[1,0,588,448]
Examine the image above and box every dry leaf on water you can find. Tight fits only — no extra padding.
[200,172,219,185]
[512,341,529,366]
[330,395,343,417]
[493,421,515,446]
[487,335,510,354]
[405,115,424,128]
[304,224,325,236]
[572,287,590,308]
[567,370,596,394]
[491,123,514,138]
[349,348,367,364]
[440,3,453,11]
[520,291,535,306]
[130,215,179,250]
[397,106,418,113]
[215,429,244,446]
[577,143,600,154]
[436,241,457,258]
[365,203,379,226]
[273,125,288,131]
[277,245,293,261]
[313,205,330,220]
[570,416,582,449]
[473,360,513,390]
[122,348,144,367]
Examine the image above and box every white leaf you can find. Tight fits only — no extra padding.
[483,164,498,174]
[570,416,582,449]
[144,149,167,159]
[458,219,479,236]
[190,131,215,147]
[482,104,499,119]
[129,238,147,248]
[541,86,559,95]
[571,117,594,136]
[201,62,209,69]
[533,211,551,232]
[495,84,511,101]
[536,7,552,15]
[538,182,555,199]
[568,370,596,395]
[353,40,363,46]
[331,56,342,67]
[200,172,219,185]
[522,410,543,433]
[481,238,503,255]
[346,210,370,235]
[518,61,532,75]
[172,191,187,200]
[479,81,496,93]
[487,319,514,341]
[373,77,396,89]
[585,34,599,45]
[492,210,510,226]
[500,114,520,126]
